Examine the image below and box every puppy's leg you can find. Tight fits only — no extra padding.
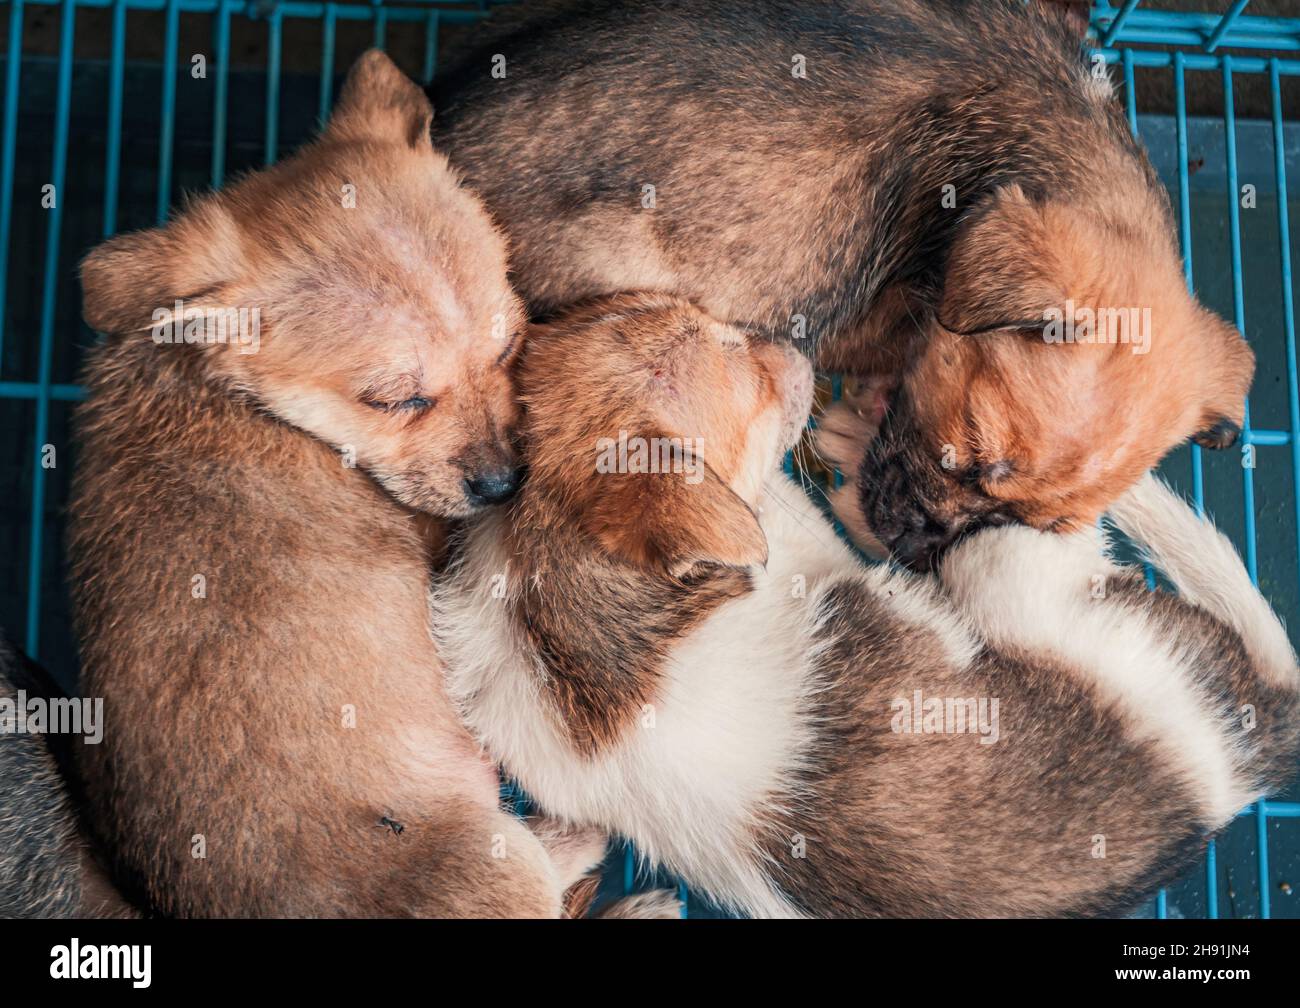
[527,815,608,889]
[524,815,610,918]
[1106,474,1300,801]
[524,816,683,919]
[351,806,588,919]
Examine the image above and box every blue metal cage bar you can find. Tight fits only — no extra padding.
[0,0,1297,918]
[1090,0,1300,921]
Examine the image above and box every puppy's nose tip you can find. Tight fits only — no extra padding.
[464,467,522,505]
[891,528,951,572]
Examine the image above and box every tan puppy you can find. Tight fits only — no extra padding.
[434,293,1299,917]
[68,51,607,917]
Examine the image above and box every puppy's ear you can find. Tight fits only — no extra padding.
[80,198,240,335]
[938,185,1066,336]
[327,49,432,150]
[583,441,768,577]
[1193,311,1254,450]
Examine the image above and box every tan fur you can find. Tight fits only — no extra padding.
[594,890,684,919]
[82,53,526,519]
[819,180,1255,561]
[69,51,596,918]
[814,385,889,560]
[905,180,1254,533]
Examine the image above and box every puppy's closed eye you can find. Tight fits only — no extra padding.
[366,395,436,414]
[496,331,523,366]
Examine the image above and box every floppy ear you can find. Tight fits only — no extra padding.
[582,440,768,577]
[1193,312,1254,449]
[80,197,240,336]
[326,49,432,150]
[938,185,1067,336]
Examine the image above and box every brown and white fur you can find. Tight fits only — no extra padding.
[432,293,1300,917]
[67,51,614,918]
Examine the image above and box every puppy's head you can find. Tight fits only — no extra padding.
[80,50,525,517]
[518,293,813,577]
[856,183,1253,570]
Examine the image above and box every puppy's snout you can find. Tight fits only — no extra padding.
[464,466,523,506]
[891,522,958,573]
[890,509,1016,571]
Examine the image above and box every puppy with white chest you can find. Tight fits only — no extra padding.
[434,292,1300,917]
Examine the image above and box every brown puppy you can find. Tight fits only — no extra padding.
[435,294,1299,917]
[432,0,1253,567]
[68,51,605,917]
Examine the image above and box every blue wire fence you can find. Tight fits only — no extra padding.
[0,0,1296,918]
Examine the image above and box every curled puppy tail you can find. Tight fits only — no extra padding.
[1106,473,1298,694]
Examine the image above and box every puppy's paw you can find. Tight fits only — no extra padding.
[826,482,889,561]
[814,380,885,474]
[529,817,609,890]
[594,889,684,919]
[816,392,889,560]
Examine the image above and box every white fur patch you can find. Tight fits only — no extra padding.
[937,520,1252,824]
[432,509,814,918]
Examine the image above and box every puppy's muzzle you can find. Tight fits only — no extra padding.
[858,420,1017,571]
[884,508,1015,572]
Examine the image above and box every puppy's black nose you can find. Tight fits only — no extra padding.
[890,521,959,572]
[891,511,1016,571]
[892,531,944,572]
[464,467,522,505]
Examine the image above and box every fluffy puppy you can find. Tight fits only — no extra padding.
[68,51,606,918]
[433,0,1253,568]
[433,293,1300,918]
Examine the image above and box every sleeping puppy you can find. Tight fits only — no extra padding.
[432,0,1253,569]
[68,51,612,918]
[433,293,1300,918]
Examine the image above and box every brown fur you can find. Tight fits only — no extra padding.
[433,0,1254,567]
[84,54,527,519]
[0,637,139,918]
[68,51,602,917]
[854,181,1254,567]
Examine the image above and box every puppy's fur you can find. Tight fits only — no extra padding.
[433,0,1253,567]
[433,295,1300,918]
[68,51,606,917]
